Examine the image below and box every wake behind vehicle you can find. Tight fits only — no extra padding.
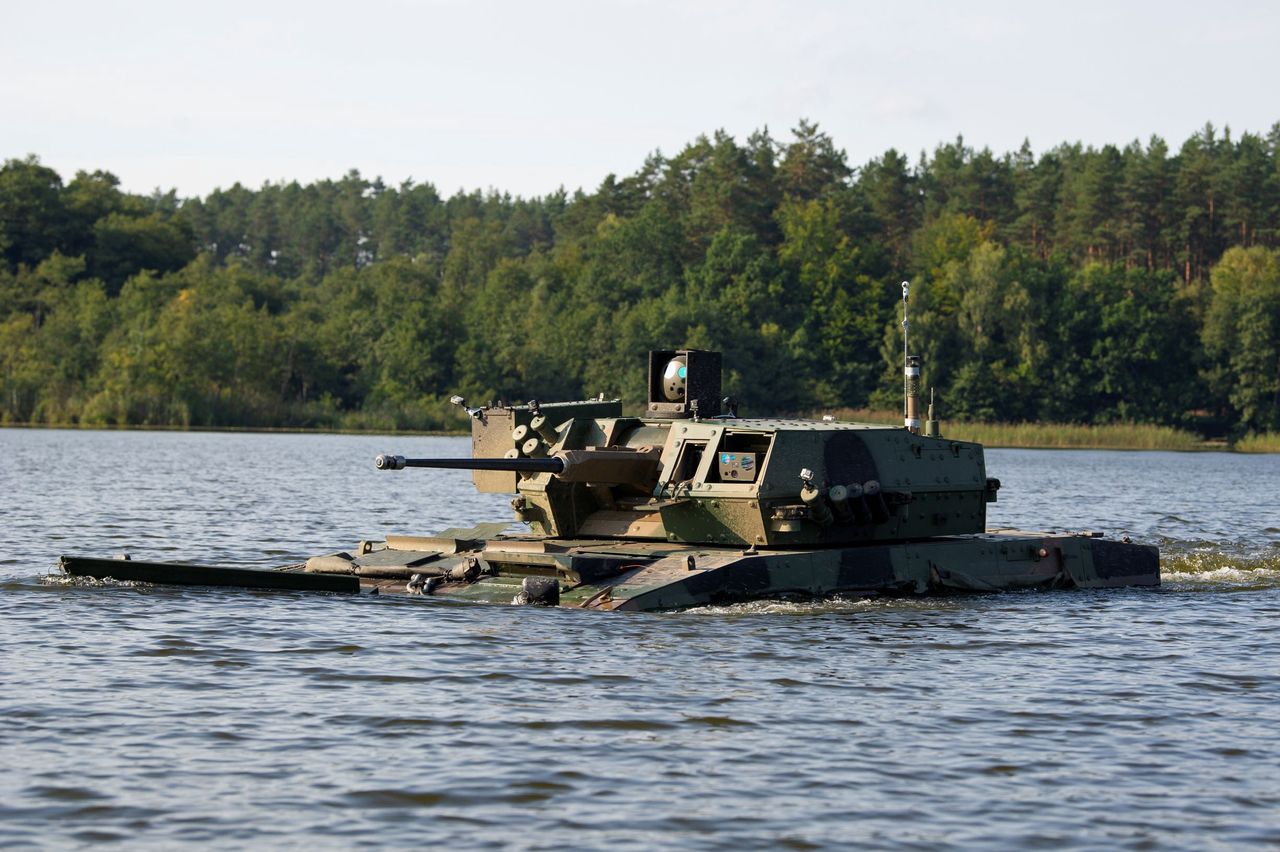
[60,284,1159,609]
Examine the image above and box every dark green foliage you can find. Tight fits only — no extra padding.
[0,156,70,269]
[1202,247,1280,434]
[90,212,195,292]
[1,120,1278,432]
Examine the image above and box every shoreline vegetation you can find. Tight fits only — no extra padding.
[4,120,1280,444]
[1233,431,1280,453]
[5,416,1277,453]
[818,408,1275,451]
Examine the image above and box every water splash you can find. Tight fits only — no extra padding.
[1160,547,1280,591]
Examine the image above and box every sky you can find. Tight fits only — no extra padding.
[2,0,1277,199]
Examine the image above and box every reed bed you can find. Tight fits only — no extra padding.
[1233,432,1280,453]
[940,421,1203,450]
[814,409,1205,451]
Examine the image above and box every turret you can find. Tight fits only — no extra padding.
[378,347,1000,547]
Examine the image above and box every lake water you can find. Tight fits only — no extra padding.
[2,429,1278,849]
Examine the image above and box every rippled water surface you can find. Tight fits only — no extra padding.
[2,430,1279,849]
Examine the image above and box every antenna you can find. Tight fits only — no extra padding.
[901,280,910,370]
[901,281,921,434]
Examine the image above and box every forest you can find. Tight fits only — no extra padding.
[2,121,1279,438]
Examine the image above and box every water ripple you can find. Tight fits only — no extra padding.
[2,432,1279,847]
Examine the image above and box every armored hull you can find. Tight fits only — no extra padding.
[60,526,1158,612]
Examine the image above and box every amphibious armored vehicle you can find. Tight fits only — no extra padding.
[60,287,1159,610]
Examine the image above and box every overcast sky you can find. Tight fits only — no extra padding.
[3,0,1276,199]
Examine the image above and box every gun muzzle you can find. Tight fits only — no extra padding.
[375,454,406,470]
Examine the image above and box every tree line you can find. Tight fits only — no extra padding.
[2,120,1279,436]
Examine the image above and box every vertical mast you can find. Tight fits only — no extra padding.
[902,281,921,434]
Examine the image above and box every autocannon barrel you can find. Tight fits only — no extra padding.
[374,454,565,474]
